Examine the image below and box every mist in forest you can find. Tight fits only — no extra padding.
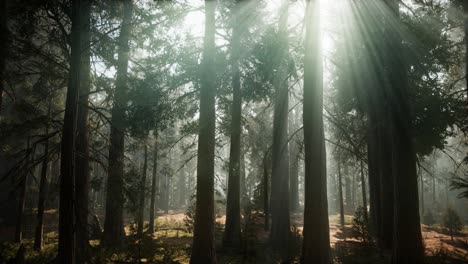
[0,0,467,263]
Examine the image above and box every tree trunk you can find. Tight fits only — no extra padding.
[263,152,269,231]
[301,1,331,262]
[419,169,424,217]
[360,160,368,224]
[15,139,31,243]
[148,140,158,234]
[190,1,217,263]
[384,1,424,262]
[178,164,186,208]
[102,0,133,247]
[223,0,244,248]
[338,161,345,227]
[58,0,81,261]
[270,0,290,255]
[75,0,91,260]
[289,109,300,212]
[34,102,52,251]
[137,144,148,237]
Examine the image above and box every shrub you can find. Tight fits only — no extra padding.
[442,207,462,241]
[352,206,371,243]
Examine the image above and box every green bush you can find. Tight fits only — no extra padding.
[442,207,462,241]
[352,206,371,243]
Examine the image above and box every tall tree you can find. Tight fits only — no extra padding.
[190,0,217,263]
[58,0,82,261]
[75,0,92,259]
[384,0,424,262]
[102,0,134,247]
[301,0,331,263]
[34,101,52,251]
[289,109,300,212]
[137,144,148,237]
[269,0,290,253]
[148,138,158,234]
[223,0,244,248]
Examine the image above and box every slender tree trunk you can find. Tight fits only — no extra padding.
[34,102,52,251]
[240,152,247,209]
[360,160,368,224]
[190,1,217,263]
[58,0,81,261]
[302,1,331,262]
[148,139,158,234]
[419,168,424,217]
[270,0,290,254]
[16,139,31,243]
[338,161,345,227]
[289,110,300,212]
[384,1,424,262]
[223,0,244,248]
[263,152,269,231]
[102,0,133,247]
[137,144,148,237]
[178,165,186,208]
[75,0,91,260]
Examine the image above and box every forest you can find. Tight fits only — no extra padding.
[0,0,467,263]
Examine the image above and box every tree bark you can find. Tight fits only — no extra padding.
[261,152,270,231]
[58,0,81,261]
[289,109,300,212]
[137,144,148,237]
[384,1,424,262]
[190,1,217,263]
[360,160,368,224]
[338,161,345,227]
[15,139,31,243]
[102,0,133,247]
[34,102,52,251]
[75,0,91,260]
[301,1,331,262]
[148,139,158,234]
[223,0,244,248]
[270,0,290,255]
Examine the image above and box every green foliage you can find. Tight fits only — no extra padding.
[352,206,371,243]
[450,176,468,199]
[442,207,463,239]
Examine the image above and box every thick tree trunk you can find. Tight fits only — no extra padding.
[102,0,133,247]
[34,103,51,251]
[190,1,217,263]
[58,0,81,261]
[379,125,394,251]
[270,0,290,255]
[75,0,91,260]
[301,1,331,262]
[464,0,468,99]
[223,0,243,248]
[15,139,31,243]
[148,140,158,234]
[137,144,148,237]
[384,1,424,262]
[338,161,345,227]
[420,169,424,217]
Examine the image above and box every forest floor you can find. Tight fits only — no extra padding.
[1,210,467,263]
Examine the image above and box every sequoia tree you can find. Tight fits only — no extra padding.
[301,0,331,262]
[190,0,217,263]
[102,0,134,247]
